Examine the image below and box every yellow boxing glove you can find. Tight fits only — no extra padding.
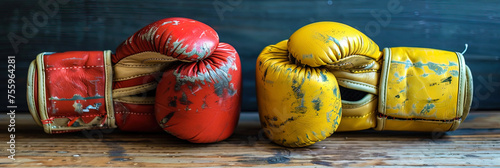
[288,21,473,132]
[257,21,473,147]
[256,40,342,147]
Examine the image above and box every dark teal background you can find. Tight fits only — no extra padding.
[1,0,499,112]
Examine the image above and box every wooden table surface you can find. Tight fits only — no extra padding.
[1,112,500,167]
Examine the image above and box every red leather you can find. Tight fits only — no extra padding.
[155,43,241,143]
[113,103,161,132]
[114,17,219,63]
[41,51,110,129]
[31,17,240,139]
[112,17,222,133]
[32,51,162,133]
[110,69,161,132]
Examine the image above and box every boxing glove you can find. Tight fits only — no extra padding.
[154,37,241,143]
[257,21,473,147]
[256,41,342,147]
[27,18,241,143]
[287,21,472,133]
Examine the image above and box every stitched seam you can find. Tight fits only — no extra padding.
[378,113,461,122]
[338,79,376,89]
[115,63,168,67]
[378,48,392,130]
[351,69,378,73]
[114,99,155,104]
[142,58,179,62]
[37,55,50,133]
[51,114,104,118]
[326,60,375,69]
[114,72,158,81]
[27,61,41,126]
[45,65,106,70]
[104,50,116,129]
[328,62,349,67]
[329,61,374,69]
[343,111,375,119]
[52,130,80,133]
[115,111,154,115]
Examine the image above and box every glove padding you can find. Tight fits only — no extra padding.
[256,40,342,147]
[155,43,241,143]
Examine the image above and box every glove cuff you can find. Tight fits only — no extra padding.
[27,51,117,133]
[377,47,472,132]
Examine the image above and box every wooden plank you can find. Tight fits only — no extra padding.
[1,112,500,167]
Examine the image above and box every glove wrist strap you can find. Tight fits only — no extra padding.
[377,47,471,131]
[27,50,116,133]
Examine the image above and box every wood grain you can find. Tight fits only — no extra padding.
[1,112,499,167]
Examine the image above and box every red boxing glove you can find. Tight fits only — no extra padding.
[27,18,241,143]
[118,17,242,143]
[155,43,241,143]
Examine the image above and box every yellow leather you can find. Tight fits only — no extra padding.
[256,21,473,147]
[327,57,381,132]
[288,22,382,67]
[336,94,377,131]
[256,40,342,147]
[377,47,472,131]
[284,21,472,133]
[376,119,461,132]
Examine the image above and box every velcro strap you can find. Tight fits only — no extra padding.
[28,51,116,133]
